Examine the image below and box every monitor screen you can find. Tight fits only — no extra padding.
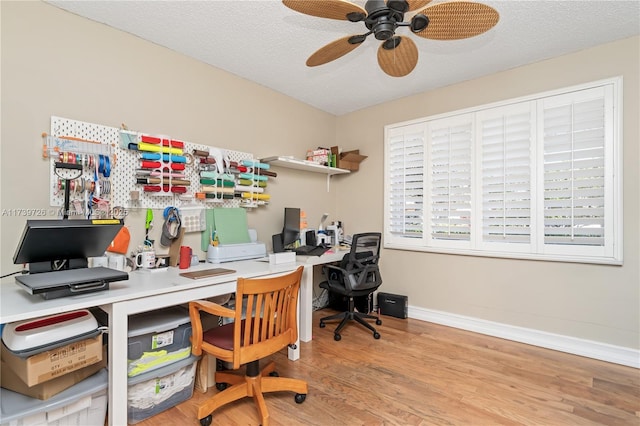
[13,219,124,265]
[282,207,301,248]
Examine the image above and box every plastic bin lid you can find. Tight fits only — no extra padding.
[0,369,108,423]
[128,354,200,386]
[128,306,191,337]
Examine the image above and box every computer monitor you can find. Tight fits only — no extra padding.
[13,219,124,272]
[282,207,301,249]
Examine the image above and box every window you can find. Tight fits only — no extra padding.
[384,78,622,264]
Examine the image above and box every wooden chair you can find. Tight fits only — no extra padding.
[189,266,307,426]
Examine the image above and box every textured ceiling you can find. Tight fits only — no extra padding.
[47,0,640,116]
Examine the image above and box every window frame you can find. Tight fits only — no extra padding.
[383,77,623,265]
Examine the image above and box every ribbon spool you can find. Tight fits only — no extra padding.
[98,155,111,177]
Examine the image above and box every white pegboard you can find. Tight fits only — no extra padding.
[48,117,266,216]
[49,117,120,218]
[115,132,254,210]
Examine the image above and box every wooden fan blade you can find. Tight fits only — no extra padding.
[414,1,499,40]
[377,36,418,77]
[407,0,432,12]
[282,0,366,21]
[307,35,363,66]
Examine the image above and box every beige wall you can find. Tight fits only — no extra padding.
[1,1,338,269]
[1,2,638,351]
[336,37,640,350]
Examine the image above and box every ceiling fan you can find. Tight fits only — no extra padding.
[282,0,499,77]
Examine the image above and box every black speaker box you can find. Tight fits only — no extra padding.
[377,292,408,319]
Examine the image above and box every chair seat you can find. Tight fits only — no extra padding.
[319,280,375,298]
[202,319,261,350]
[202,322,235,350]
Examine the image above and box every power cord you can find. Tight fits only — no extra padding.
[0,269,28,279]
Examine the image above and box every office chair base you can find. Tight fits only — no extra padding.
[198,360,307,426]
[319,310,382,340]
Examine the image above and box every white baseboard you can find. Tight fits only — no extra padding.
[408,306,640,369]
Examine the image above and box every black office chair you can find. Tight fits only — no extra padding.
[319,232,383,341]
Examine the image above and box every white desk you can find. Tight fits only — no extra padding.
[295,249,347,343]
[0,250,347,425]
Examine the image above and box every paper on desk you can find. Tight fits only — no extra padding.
[213,208,251,245]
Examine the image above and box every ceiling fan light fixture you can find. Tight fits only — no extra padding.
[365,0,387,15]
[387,0,409,13]
[346,12,366,22]
[382,37,402,50]
[410,14,429,33]
[348,34,367,44]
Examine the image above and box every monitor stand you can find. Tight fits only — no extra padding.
[28,258,88,274]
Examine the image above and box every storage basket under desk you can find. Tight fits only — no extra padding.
[0,369,108,426]
[127,354,200,424]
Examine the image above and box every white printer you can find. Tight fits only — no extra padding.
[206,229,266,263]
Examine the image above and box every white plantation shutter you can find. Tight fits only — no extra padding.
[430,115,473,242]
[386,123,425,240]
[479,104,533,246]
[542,87,608,247]
[384,78,620,264]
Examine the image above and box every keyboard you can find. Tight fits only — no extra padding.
[295,245,330,256]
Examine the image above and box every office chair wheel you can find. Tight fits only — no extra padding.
[215,382,229,391]
[269,371,279,377]
[200,414,213,426]
[373,332,381,339]
[376,319,382,325]
[319,321,326,328]
[295,393,307,404]
[334,333,341,341]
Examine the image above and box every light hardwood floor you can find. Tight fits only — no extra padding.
[134,309,639,425]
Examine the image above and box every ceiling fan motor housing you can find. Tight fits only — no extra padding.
[364,0,405,40]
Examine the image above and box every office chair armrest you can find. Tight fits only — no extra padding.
[189,299,235,357]
[344,264,382,292]
[323,264,347,286]
[190,299,235,318]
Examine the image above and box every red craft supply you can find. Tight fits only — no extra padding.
[141,160,161,169]
[163,139,185,148]
[179,246,192,269]
[160,185,187,193]
[140,135,161,144]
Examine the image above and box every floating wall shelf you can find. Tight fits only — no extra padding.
[261,156,349,191]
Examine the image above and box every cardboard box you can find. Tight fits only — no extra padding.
[330,146,367,171]
[0,346,107,400]
[1,335,103,387]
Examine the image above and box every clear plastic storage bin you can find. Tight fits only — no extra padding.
[0,369,108,426]
[127,306,192,377]
[127,355,199,424]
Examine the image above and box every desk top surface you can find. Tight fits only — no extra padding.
[0,250,347,324]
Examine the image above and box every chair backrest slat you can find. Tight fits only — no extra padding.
[234,266,303,355]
